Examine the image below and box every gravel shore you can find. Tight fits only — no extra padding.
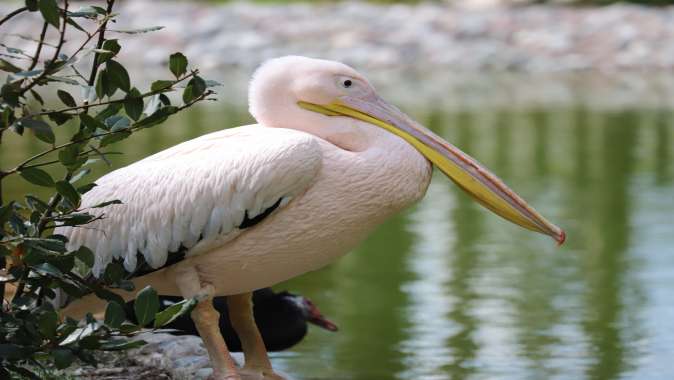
[5,1,674,71]
[3,1,674,108]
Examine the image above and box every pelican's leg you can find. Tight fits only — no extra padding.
[228,292,285,380]
[174,266,240,380]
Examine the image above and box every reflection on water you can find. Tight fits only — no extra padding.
[2,102,674,380]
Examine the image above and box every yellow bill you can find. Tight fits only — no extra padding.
[299,95,566,245]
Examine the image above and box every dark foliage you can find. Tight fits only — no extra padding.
[0,1,215,377]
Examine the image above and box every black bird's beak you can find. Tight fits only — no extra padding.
[304,298,338,332]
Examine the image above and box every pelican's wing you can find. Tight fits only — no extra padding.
[56,126,322,277]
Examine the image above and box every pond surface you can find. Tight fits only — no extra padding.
[2,98,673,380]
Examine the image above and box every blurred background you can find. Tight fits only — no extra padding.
[2,0,673,379]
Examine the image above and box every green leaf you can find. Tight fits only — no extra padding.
[118,322,141,334]
[19,167,54,187]
[0,58,22,73]
[38,310,58,338]
[1,83,19,107]
[159,93,171,106]
[95,102,123,122]
[48,75,79,85]
[95,69,107,99]
[96,39,121,65]
[75,246,95,267]
[104,302,126,328]
[29,89,44,105]
[134,286,159,327]
[25,195,48,213]
[77,183,97,194]
[90,199,122,209]
[48,111,72,126]
[102,261,125,284]
[154,298,197,328]
[99,130,131,147]
[124,88,143,121]
[151,80,174,92]
[33,262,64,277]
[26,0,39,11]
[68,6,99,18]
[100,339,146,351]
[66,17,87,32]
[39,0,60,28]
[55,180,81,206]
[169,52,188,79]
[90,5,108,14]
[14,69,42,78]
[52,348,75,369]
[94,286,125,306]
[22,118,55,144]
[135,106,178,128]
[80,113,106,132]
[55,212,95,227]
[106,60,130,92]
[182,76,207,103]
[59,322,99,346]
[51,252,75,273]
[111,26,164,34]
[57,89,77,107]
[1,107,12,128]
[96,69,118,98]
[105,115,131,131]
[58,144,81,167]
[38,236,67,252]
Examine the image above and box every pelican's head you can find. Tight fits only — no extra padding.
[249,56,565,244]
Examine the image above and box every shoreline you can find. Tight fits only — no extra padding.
[2,1,674,108]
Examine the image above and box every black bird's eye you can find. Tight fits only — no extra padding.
[343,79,352,88]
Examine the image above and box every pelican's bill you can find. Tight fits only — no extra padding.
[298,98,565,245]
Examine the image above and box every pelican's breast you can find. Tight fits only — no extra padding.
[193,132,431,295]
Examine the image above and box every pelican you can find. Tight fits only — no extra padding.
[59,56,564,380]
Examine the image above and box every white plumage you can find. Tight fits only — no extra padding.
[57,126,322,277]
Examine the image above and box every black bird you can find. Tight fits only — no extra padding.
[125,288,337,351]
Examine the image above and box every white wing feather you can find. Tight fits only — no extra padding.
[56,126,322,277]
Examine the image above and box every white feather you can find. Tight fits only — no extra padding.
[56,126,322,277]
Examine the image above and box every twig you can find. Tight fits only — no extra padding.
[22,70,198,120]
[12,2,69,303]
[0,6,27,27]
[27,22,49,71]
[67,17,110,61]
[20,147,113,170]
[18,1,69,97]
[86,0,115,92]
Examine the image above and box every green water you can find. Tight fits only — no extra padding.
[2,103,673,380]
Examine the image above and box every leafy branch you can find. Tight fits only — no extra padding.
[0,1,214,377]
[6,84,214,178]
[19,69,200,121]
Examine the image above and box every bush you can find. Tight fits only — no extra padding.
[0,1,215,377]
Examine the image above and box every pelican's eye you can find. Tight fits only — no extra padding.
[337,76,355,90]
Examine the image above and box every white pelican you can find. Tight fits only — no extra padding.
[59,56,564,380]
